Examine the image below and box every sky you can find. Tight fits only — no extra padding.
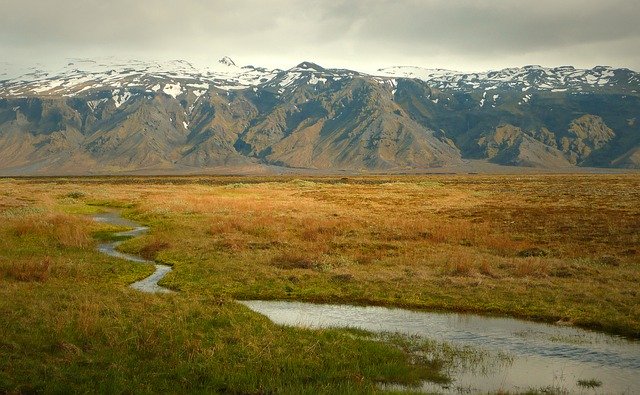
[1,0,639,73]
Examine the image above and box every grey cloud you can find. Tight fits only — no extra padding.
[350,1,639,53]
[1,0,639,71]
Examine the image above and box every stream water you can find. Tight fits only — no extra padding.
[93,211,172,293]
[241,300,640,394]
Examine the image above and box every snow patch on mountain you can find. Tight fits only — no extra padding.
[163,83,183,98]
[308,75,327,85]
[112,89,132,108]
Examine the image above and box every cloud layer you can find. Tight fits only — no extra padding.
[2,0,639,72]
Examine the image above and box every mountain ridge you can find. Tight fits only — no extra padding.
[1,57,638,175]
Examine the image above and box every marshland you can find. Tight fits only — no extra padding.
[1,174,639,393]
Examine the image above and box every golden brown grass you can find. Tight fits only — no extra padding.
[11,214,92,249]
[1,174,639,338]
[2,256,53,282]
[138,239,171,260]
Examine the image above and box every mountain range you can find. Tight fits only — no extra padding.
[0,57,638,175]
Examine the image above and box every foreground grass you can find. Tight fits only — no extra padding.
[0,182,451,393]
[0,212,446,393]
[0,174,639,392]
[2,287,446,393]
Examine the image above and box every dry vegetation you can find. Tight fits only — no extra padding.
[0,174,639,392]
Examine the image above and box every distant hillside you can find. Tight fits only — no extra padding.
[1,58,638,175]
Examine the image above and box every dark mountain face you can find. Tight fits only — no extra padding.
[0,58,638,174]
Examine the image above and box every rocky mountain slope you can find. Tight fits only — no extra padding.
[0,57,638,174]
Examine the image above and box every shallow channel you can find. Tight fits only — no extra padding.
[241,300,640,394]
[93,211,172,294]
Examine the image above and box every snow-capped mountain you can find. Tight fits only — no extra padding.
[3,57,639,97]
[376,65,640,94]
[263,62,359,95]
[0,57,638,175]
[0,57,280,97]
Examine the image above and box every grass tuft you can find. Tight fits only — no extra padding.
[272,252,318,270]
[577,378,602,388]
[12,214,91,248]
[139,240,171,260]
[65,191,85,199]
[2,256,52,282]
[517,247,549,258]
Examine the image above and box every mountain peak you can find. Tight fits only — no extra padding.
[219,56,236,67]
[294,61,325,71]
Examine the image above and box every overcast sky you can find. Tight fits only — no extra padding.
[2,0,639,73]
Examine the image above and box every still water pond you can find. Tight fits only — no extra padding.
[241,300,640,394]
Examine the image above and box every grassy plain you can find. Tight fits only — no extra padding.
[0,174,639,393]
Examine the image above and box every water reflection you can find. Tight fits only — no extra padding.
[241,300,640,393]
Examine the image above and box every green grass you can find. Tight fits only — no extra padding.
[1,286,448,393]
[1,174,639,392]
[0,199,451,392]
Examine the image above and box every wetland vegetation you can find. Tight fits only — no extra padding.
[1,174,639,393]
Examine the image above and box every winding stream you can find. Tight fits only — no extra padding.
[241,300,640,394]
[91,211,640,393]
[93,211,172,293]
